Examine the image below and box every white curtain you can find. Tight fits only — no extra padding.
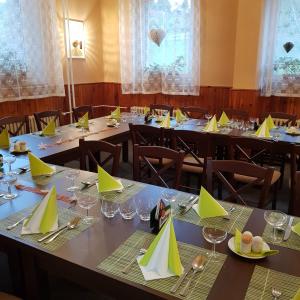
[0,0,65,102]
[119,0,200,96]
[259,0,300,97]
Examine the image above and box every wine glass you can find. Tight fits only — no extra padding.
[161,189,177,216]
[249,117,256,130]
[3,155,17,176]
[264,210,287,243]
[202,227,227,262]
[76,192,98,224]
[204,113,212,123]
[66,169,80,192]
[0,174,18,200]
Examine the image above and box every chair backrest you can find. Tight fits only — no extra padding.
[259,112,296,127]
[79,138,121,176]
[129,123,164,146]
[290,144,300,216]
[206,158,274,208]
[150,104,173,116]
[180,106,208,119]
[73,105,94,122]
[0,115,30,136]
[34,110,62,131]
[294,171,300,217]
[133,145,184,189]
[220,108,249,120]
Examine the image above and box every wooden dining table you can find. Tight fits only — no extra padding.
[0,113,300,299]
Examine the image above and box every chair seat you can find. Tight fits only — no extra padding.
[0,292,22,300]
[139,157,173,165]
[182,154,204,174]
[234,170,281,185]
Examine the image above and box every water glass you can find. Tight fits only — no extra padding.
[161,189,177,216]
[135,196,151,221]
[101,193,119,218]
[0,174,18,200]
[66,169,80,192]
[202,227,227,262]
[77,192,98,224]
[264,210,287,243]
[204,113,212,123]
[119,198,136,220]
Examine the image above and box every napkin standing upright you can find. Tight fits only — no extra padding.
[77,112,89,129]
[204,115,218,132]
[266,115,276,130]
[97,165,123,193]
[111,106,121,119]
[218,111,230,126]
[255,119,271,138]
[0,128,10,148]
[292,222,300,236]
[175,109,186,123]
[21,186,58,234]
[160,112,171,128]
[28,152,55,176]
[138,217,183,280]
[42,119,56,136]
[144,106,150,115]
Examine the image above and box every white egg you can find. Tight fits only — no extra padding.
[252,236,264,253]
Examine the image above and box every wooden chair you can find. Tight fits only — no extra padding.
[150,104,173,116]
[129,123,165,146]
[180,106,208,119]
[171,130,213,192]
[79,138,121,176]
[259,112,296,127]
[0,115,30,136]
[220,108,249,120]
[290,144,300,216]
[206,158,274,208]
[133,145,184,189]
[294,171,300,217]
[34,110,62,131]
[73,105,94,122]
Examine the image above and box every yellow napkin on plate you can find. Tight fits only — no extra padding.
[218,111,230,126]
[204,115,218,132]
[77,112,89,129]
[192,186,228,219]
[28,152,55,177]
[42,119,56,136]
[0,128,9,148]
[234,229,279,257]
[255,119,271,138]
[292,222,300,236]
[266,115,276,130]
[97,165,123,193]
[175,109,186,123]
[293,288,300,300]
[144,106,150,115]
[21,186,58,234]
[160,112,171,128]
[111,106,121,119]
[138,217,183,280]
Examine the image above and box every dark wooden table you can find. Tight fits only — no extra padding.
[0,166,300,300]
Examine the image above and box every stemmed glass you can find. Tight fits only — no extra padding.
[202,227,227,262]
[66,169,80,198]
[249,117,257,130]
[264,210,287,243]
[76,192,98,224]
[0,174,18,200]
[3,155,17,176]
[204,113,212,123]
[161,189,177,216]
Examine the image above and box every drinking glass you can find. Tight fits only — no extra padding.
[161,189,177,216]
[119,198,136,220]
[202,227,227,262]
[101,193,119,218]
[249,117,257,130]
[0,174,18,200]
[66,169,80,192]
[135,196,151,221]
[264,210,287,243]
[204,113,212,123]
[76,192,98,224]
[3,155,17,176]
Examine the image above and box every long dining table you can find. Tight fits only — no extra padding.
[0,113,300,299]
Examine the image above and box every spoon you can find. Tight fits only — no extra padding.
[180,255,206,296]
[272,287,282,299]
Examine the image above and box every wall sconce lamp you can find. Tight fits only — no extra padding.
[65,19,85,59]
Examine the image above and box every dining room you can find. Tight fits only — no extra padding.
[1,0,300,299]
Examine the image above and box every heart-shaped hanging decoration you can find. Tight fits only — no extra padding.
[283,42,294,53]
[149,29,166,47]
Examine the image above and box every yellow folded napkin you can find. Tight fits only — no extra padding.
[234,229,279,257]
[0,128,10,148]
[218,111,230,126]
[192,186,228,219]
[144,107,150,115]
[160,112,171,128]
[111,106,121,119]
[266,115,276,130]
[77,112,89,129]
[28,152,55,176]
[97,165,123,193]
[292,222,300,236]
[175,109,186,123]
[138,217,183,280]
[255,119,271,138]
[42,119,56,136]
[21,186,58,234]
[293,288,300,300]
[204,115,218,132]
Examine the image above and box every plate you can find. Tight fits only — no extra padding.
[285,131,300,136]
[10,149,30,155]
[228,237,270,260]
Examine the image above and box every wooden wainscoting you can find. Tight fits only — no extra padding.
[1,82,299,120]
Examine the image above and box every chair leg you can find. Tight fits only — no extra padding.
[272,181,279,210]
[279,160,285,189]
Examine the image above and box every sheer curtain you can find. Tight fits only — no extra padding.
[259,0,300,97]
[0,0,65,102]
[119,0,200,95]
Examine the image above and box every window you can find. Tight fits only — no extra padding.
[119,0,200,95]
[260,0,300,97]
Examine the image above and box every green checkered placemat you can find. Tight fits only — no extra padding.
[97,230,227,300]
[0,206,93,251]
[245,266,300,300]
[81,176,146,204]
[262,217,300,251]
[174,192,253,235]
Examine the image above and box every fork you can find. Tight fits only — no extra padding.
[272,288,282,299]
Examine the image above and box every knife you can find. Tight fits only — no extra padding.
[283,216,294,241]
[180,197,198,215]
[170,266,192,293]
